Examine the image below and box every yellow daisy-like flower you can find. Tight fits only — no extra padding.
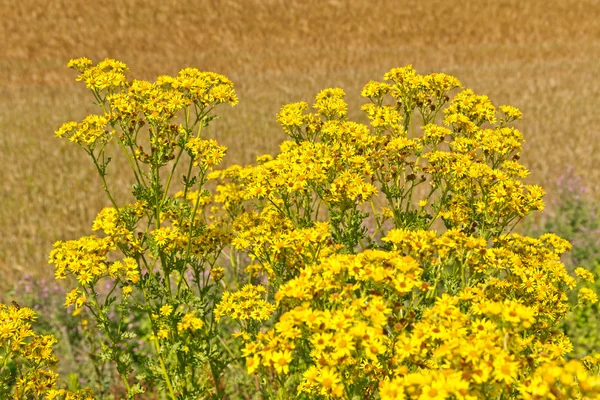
[160,304,174,317]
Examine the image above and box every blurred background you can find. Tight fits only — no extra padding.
[1,0,600,286]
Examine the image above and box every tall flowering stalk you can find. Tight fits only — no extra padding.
[51,58,238,399]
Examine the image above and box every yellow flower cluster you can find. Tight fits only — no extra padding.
[326,170,377,205]
[210,265,225,282]
[382,230,579,324]
[216,284,275,322]
[159,68,238,107]
[47,389,96,400]
[92,207,129,237]
[50,232,139,304]
[52,59,600,398]
[152,226,187,252]
[245,66,541,244]
[177,312,204,333]
[379,358,600,400]
[91,204,145,249]
[109,257,140,284]
[499,104,523,122]
[49,235,115,284]
[52,57,250,397]
[0,303,94,399]
[64,288,87,309]
[154,308,204,341]
[365,64,462,126]
[238,124,377,218]
[68,57,127,92]
[445,89,497,126]
[238,225,600,398]
[214,182,245,214]
[54,115,114,147]
[361,80,391,98]
[232,208,332,277]
[1,305,57,365]
[241,249,423,396]
[361,103,404,134]
[243,141,331,197]
[313,88,348,120]
[276,102,309,136]
[575,266,596,282]
[57,58,237,154]
[579,287,599,305]
[185,137,227,169]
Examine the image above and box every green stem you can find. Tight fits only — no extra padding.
[86,287,131,393]
[154,337,177,400]
[138,280,177,400]
[162,107,191,205]
[369,199,384,238]
[125,138,148,187]
[90,150,120,212]
[0,345,10,376]
[183,169,207,263]
[162,146,185,205]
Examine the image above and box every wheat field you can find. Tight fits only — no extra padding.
[1,0,599,287]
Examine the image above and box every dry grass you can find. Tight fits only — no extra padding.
[1,0,600,286]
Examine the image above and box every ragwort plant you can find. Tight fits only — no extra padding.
[50,58,600,399]
[52,58,238,399]
[0,302,95,399]
[2,275,150,397]
[216,67,600,399]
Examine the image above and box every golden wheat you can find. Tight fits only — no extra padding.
[1,0,599,286]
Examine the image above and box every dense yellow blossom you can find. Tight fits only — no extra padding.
[177,312,204,332]
[49,235,114,283]
[0,303,95,399]
[55,115,114,146]
[52,59,600,399]
[186,138,227,169]
[216,284,276,323]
